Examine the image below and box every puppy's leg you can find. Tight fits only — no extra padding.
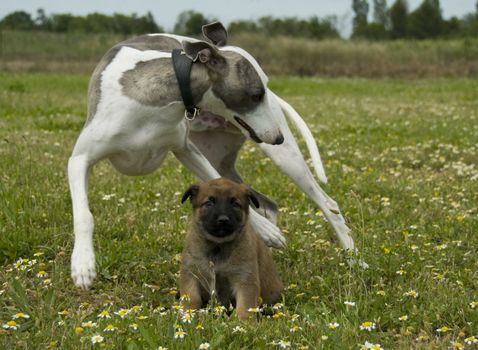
[234,283,260,321]
[179,270,203,310]
[258,103,367,267]
[174,142,286,248]
[189,130,279,224]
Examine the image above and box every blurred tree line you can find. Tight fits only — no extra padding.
[352,0,478,39]
[1,3,477,40]
[0,9,161,34]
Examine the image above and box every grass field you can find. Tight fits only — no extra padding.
[0,73,477,349]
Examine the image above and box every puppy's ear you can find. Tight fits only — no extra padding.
[248,190,260,209]
[202,22,228,46]
[181,185,199,204]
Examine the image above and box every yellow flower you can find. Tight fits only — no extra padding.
[403,290,419,298]
[97,310,111,319]
[81,321,97,328]
[470,301,478,309]
[359,321,376,331]
[58,310,69,316]
[376,290,386,296]
[104,324,117,332]
[114,308,131,318]
[436,326,450,333]
[12,312,30,319]
[2,320,18,330]
[328,322,340,329]
[449,341,464,350]
[199,343,210,349]
[273,311,285,319]
[174,328,186,339]
[75,327,84,335]
[36,270,47,278]
[91,335,104,344]
[398,315,408,321]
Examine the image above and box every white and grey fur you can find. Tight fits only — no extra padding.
[68,22,365,290]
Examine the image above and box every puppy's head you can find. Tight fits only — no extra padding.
[181,178,259,244]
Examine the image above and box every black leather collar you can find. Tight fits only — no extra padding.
[172,49,200,120]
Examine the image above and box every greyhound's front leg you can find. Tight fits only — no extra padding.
[68,154,97,289]
[173,142,286,248]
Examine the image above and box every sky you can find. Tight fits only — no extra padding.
[0,0,476,36]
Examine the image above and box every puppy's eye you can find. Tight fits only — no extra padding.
[231,198,242,209]
[202,197,215,208]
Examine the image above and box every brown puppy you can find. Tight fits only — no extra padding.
[180,178,283,320]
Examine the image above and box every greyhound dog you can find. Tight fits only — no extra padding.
[68,22,363,290]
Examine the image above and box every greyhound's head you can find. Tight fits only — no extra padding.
[181,22,284,145]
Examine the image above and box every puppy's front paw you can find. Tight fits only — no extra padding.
[71,247,96,290]
[250,210,286,248]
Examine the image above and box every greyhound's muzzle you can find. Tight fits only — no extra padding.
[234,116,284,145]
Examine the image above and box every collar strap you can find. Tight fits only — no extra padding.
[172,49,200,120]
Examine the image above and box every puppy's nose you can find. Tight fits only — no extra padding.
[216,215,230,224]
[273,133,284,145]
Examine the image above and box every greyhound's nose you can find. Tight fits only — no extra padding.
[217,215,230,224]
[273,133,284,145]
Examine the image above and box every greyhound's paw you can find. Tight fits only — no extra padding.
[250,210,286,248]
[71,248,96,290]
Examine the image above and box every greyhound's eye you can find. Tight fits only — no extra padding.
[250,93,264,103]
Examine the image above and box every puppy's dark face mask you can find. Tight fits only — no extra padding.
[182,178,259,243]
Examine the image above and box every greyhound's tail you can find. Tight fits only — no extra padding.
[273,92,328,184]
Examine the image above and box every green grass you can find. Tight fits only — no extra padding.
[1,73,477,349]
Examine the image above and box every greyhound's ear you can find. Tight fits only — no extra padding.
[181,185,199,204]
[248,191,260,209]
[202,22,228,46]
[182,40,226,69]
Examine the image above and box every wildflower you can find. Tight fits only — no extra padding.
[398,315,408,321]
[179,294,190,302]
[12,312,30,319]
[273,311,285,319]
[104,324,117,332]
[129,323,138,330]
[232,326,246,333]
[131,305,142,313]
[91,335,104,344]
[36,270,47,278]
[321,335,328,340]
[181,312,194,323]
[33,252,44,257]
[157,347,168,350]
[360,321,376,332]
[213,305,227,316]
[360,341,384,350]
[75,327,84,335]
[470,301,478,309]
[396,269,406,275]
[58,310,69,316]
[436,326,450,333]
[344,301,356,307]
[81,321,97,328]
[276,340,291,348]
[328,322,340,329]
[114,308,131,318]
[196,323,204,330]
[137,315,148,320]
[174,328,186,339]
[272,303,284,310]
[199,343,210,349]
[376,290,386,296]
[2,320,18,330]
[97,310,111,319]
[449,341,464,350]
[403,290,419,298]
[290,325,302,333]
[247,307,261,313]
[465,336,478,345]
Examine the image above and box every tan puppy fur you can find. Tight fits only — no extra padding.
[180,178,283,320]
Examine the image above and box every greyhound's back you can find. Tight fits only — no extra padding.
[86,34,184,125]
